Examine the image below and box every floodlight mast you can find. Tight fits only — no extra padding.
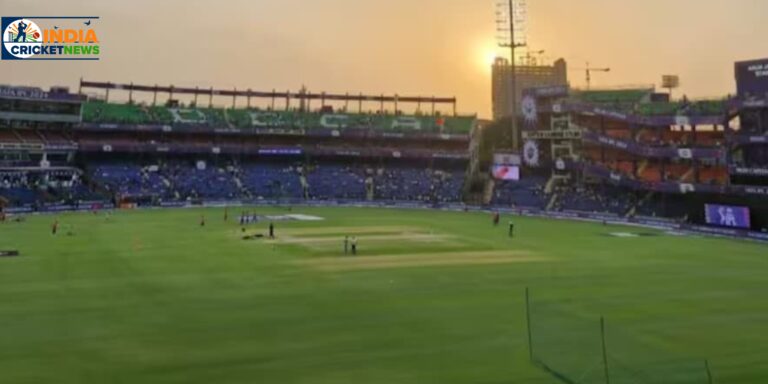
[496,0,527,150]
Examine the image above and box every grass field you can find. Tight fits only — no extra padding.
[0,207,766,384]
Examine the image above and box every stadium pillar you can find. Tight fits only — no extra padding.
[153,85,158,106]
[600,317,610,384]
[232,87,237,109]
[129,82,133,104]
[194,87,199,106]
[209,87,213,108]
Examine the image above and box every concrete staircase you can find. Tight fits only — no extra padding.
[628,191,655,217]
[544,175,558,194]
[483,179,496,205]
[680,167,696,183]
[546,193,560,211]
[233,175,252,199]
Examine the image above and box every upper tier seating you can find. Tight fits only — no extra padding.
[81,102,475,134]
[83,102,151,125]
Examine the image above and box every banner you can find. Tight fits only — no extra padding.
[523,140,540,167]
[581,131,725,160]
[730,167,768,177]
[522,129,582,140]
[561,103,725,126]
[494,153,522,166]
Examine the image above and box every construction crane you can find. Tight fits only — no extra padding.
[522,49,545,66]
[571,63,611,90]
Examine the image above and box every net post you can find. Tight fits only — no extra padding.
[525,287,534,363]
[601,316,610,384]
[705,359,714,384]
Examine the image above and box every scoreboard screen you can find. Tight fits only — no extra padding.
[492,165,520,181]
[735,58,768,96]
[705,204,751,229]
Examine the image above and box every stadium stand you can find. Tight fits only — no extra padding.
[239,162,304,200]
[82,102,152,125]
[0,170,100,207]
[305,164,366,200]
[3,79,767,235]
[492,175,548,208]
[90,163,171,198]
[554,182,636,216]
[80,101,475,134]
[577,88,652,104]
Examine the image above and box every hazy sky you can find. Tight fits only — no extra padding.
[1,0,766,118]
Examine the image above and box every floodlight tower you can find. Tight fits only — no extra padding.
[662,75,680,100]
[496,0,527,150]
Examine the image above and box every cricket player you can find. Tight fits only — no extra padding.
[351,237,358,255]
[269,222,275,239]
[508,221,515,238]
[344,236,349,255]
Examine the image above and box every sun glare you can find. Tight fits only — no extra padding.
[476,40,501,74]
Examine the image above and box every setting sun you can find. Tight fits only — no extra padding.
[476,40,502,74]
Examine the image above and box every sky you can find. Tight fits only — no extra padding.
[1,0,766,118]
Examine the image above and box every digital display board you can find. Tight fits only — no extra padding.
[492,165,520,181]
[735,58,768,96]
[705,204,751,229]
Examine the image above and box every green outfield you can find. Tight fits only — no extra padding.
[0,207,766,384]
